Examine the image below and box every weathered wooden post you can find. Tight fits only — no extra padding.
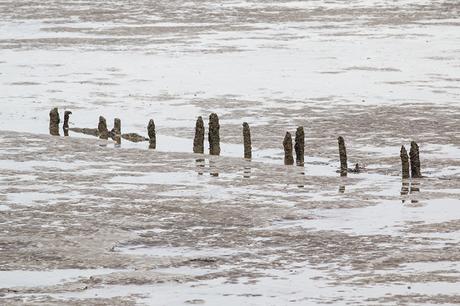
[338,136,347,177]
[49,108,60,136]
[243,122,252,159]
[112,118,121,145]
[294,126,305,166]
[409,141,421,178]
[98,116,109,140]
[283,132,294,165]
[63,111,72,136]
[147,119,156,149]
[193,116,204,154]
[208,113,220,156]
[400,145,410,179]
[112,118,121,135]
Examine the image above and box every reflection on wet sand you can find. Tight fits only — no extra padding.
[401,179,421,204]
[195,158,205,176]
[114,135,121,148]
[297,169,305,188]
[401,180,410,196]
[243,166,251,179]
[410,180,420,204]
[210,159,219,177]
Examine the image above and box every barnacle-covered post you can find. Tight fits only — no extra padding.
[283,132,294,165]
[294,126,305,166]
[208,113,220,156]
[338,136,347,177]
[98,116,109,140]
[409,141,421,178]
[63,111,72,136]
[49,108,60,136]
[400,145,410,179]
[243,122,252,159]
[193,116,204,154]
[148,119,156,149]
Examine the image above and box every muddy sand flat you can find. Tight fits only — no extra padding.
[0,0,459,305]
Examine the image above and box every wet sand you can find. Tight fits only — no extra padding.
[0,0,459,305]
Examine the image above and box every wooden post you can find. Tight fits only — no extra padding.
[113,118,121,145]
[113,118,121,135]
[98,116,108,140]
[208,113,220,156]
[283,132,294,165]
[193,116,204,154]
[63,111,72,136]
[147,119,156,149]
[338,136,347,177]
[400,145,410,179]
[243,122,252,159]
[294,126,305,166]
[49,108,60,136]
[409,141,421,178]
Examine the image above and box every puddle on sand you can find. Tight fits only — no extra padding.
[115,245,240,258]
[0,269,121,289]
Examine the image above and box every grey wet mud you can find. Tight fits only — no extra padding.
[1,0,460,304]
[1,131,459,305]
[208,113,220,156]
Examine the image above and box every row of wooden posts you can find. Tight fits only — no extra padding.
[49,108,422,179]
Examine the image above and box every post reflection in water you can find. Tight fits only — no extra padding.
[401,180,410,196]
[410,180,420,204]
[297,170,305,188]
[401,179,421,204]
[209,159,219,177]
[114,135,121,148]
[243,159,251,179]
[338,185,345,193]
[195,158,205,176]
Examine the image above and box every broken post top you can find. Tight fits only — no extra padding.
[193,116,205,154]
[208,113,220,156]
[400,145,409,161]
